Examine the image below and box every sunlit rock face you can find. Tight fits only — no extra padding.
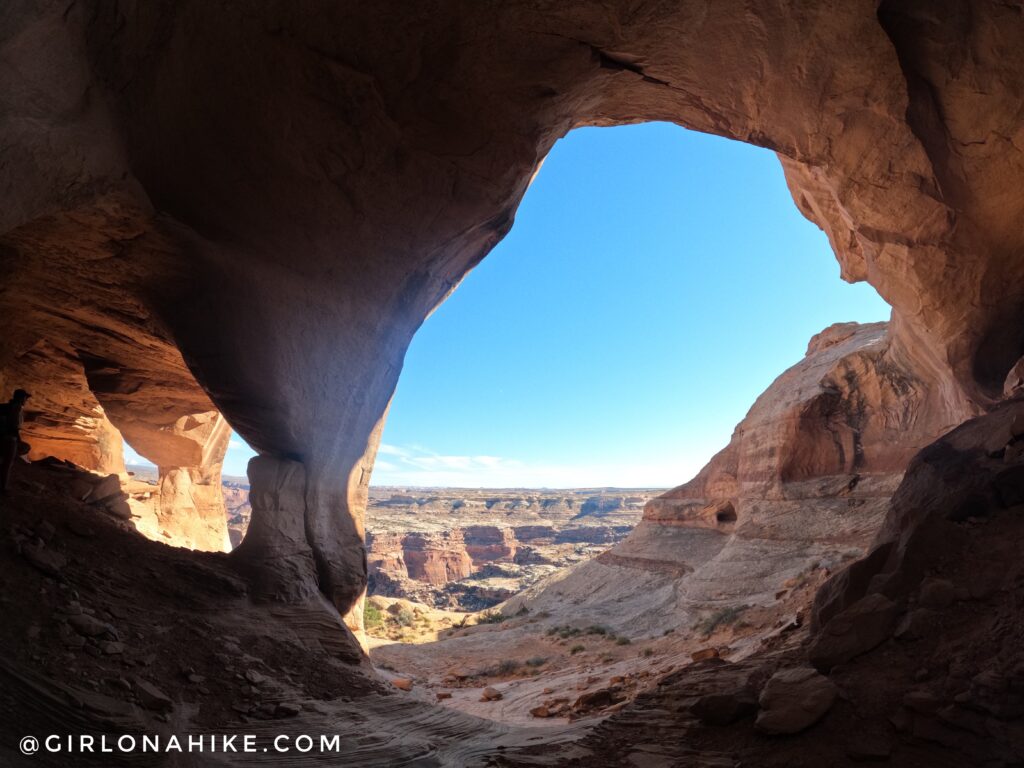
[506,321,962,633]
[1,335,230,550]
[463,526,518,567]
[3,0,1024,620]
[403,533,475,584]
[648,321,961,531]
[127,412,233,552]
[5,341,127,477]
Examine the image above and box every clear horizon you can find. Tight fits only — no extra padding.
[126,122,890,487]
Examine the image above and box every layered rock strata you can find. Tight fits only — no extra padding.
[362,493,648,608]
[507,321,964,634]
[6,0,1024,624]
[528,401,1024,767]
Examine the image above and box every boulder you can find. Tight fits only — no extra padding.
[134,679,173,713]
[244,669,267,685]
[692,691,757,726]
[691,648,720,663]
[87,474,123,504]
[22,545,66,578]
[103,495,133,521]
[1004,358,1024,398]
[573,688,621,711]
[274,703,302,718]
[68,613,114,639]
[755,667,838,735]
[809,593,898,672]
[480,687,502,702]
[391,678,413,691]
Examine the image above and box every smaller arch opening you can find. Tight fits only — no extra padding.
[715,504,737,526]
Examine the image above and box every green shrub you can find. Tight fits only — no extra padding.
[364,602,384,629]
[615,636,631,646]
[525,656,547,667]
[641,648,654,657]
[395,607,415,627]
[569,644,585,655]
[476,610,507,625]
[585,625,608,635]
[476,658,520,677]
[695,605,750,636]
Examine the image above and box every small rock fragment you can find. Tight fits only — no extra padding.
[691,647,720,663]
[134,679,173,713]
[68,614,113,639]
[23,545,66,578]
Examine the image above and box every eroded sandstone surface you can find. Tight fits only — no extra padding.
[498,321,952,636]
[5,0,1023,624]
[4,1,1024,765]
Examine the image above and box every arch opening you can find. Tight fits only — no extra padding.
[355,123,900,711]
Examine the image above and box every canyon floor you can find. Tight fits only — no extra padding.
[115,463,873,734]
[0,459,831,766]
[8,418,1023,768]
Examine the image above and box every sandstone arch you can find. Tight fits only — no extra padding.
[3,0,1023,624]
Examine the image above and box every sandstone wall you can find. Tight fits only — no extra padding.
[399,532,475,586]
[507,321,965,633]
[3,0,1024,625]
[463,526,518,566]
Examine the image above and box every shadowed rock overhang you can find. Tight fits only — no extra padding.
[2,0,1024,625]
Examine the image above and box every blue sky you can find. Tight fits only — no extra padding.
[129,123,890,486]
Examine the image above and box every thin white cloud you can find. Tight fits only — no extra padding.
[228,440,246,450]
[123,444,154,467]
[368,443,709,488]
